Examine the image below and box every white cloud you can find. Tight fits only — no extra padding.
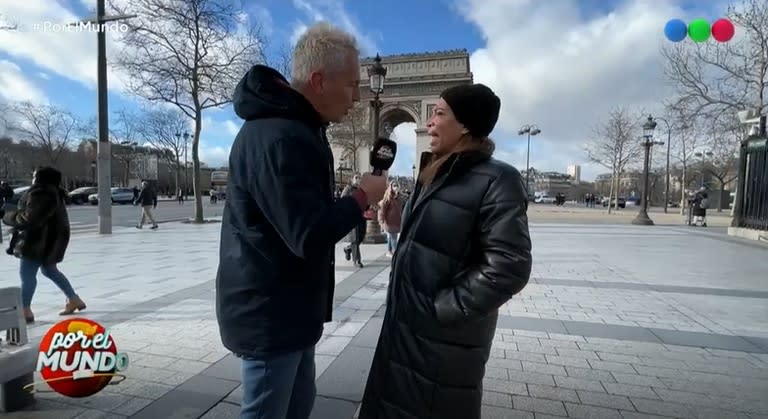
[289,0,378,54]
[0,60,47,103]
[0,0,128,93]
[199,144,230,169]
[456,0,701,181]
[201,116,241,138]
[389,122,417,175]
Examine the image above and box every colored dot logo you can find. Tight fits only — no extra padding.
[24,318,129,398]
[664,18,735,42]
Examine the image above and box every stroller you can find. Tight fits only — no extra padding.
[686,190,708,227]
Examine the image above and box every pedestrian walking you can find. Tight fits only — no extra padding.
[359,83,533,419]
[134,181,158,229]
[2,167,86,324]
[215,22,388,419]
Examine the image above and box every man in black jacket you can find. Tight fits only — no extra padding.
[134,181,158,230]
[216,22,387,419]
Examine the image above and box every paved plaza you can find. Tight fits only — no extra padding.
[1,216,767,419]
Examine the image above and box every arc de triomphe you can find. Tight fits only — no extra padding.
[328,49,473,178]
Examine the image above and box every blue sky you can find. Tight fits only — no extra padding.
[0,0,733,180]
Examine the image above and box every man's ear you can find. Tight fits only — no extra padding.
[309,71,324,93]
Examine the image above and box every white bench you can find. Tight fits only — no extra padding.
[0,287,36,412]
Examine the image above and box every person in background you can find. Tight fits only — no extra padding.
[2,167,86,323]
[216,22,387,419]
[378,181,404,257]
[359,84,533,419]
[134,181,158,230]
[342,174,367,268]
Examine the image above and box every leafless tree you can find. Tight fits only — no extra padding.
[668,119,701,212]
[701,117,742,211]
[138,107,189,193]
[585,107,644,213]
[271,44,293,81]
[108,109,146,186]
[328,104,370,174]
[5,102,82,167]
[661,0,768,123]
[111,0,267,222]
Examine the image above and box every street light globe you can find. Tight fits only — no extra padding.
[368,54,387,95]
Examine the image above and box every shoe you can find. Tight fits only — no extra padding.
[385,252,393,258]
[135,225,142,229]
[344,247,351,261]
[59,296,86,315]
[23,308,34,324]
[355,261,364,268]
[150,225,158,229]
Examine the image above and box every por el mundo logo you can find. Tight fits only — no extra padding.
[27,318,129,398]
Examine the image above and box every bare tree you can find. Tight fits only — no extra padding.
[585,107,643,213]
[5,102,81,167]
[661,0,768,123]
[111,0,266,222]
[328,104,370,173]
[669,120,701,212]
[108,109,146,186]
[139,107,189,193]
[271,44,293,80]
[702,117,741,211]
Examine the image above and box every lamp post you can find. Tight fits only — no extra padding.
[632,116,664,226]
[90,161,96,184]
[694,150,714,187]
[518,124,541,194]
[365,54,387,244]
[175,131,190,197]
[71,0,135,234]
[646,116,672,213]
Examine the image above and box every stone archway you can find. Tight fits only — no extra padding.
[329,49,473,177]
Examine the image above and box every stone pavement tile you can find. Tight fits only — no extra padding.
[688,407,752,419]
[200,402,239,419]
[508,370,558,386]
[587,360,638,374]
[316,336,354,356]
[480,405,534,419]
[223,385,242,404]
[4,398,85,419]
[544,354,591,369]
[505,349,548,363]
[632,365,688,379]
[618,412,671,419]
[650,328,763,353]
[482,390,514,408]
[50,391,133,412]
[199,354,240,381]
[315,345,374,403]
[110,396,154,416]
[630,397,696,418]
[315,354,337,378]
[521,360,567,376]
[563,402,622,419]
[482,378,529,396]
[347,317,382,349]
[595,352,642,364]
[129,375,239,419]
[106,378,176,399]
[512,395,567,416]
[487,356,524,371]
[71,411,127,419]
[552,376,605,393]
[610,372,667,388]
[554,347,601,360]
[564,366,617,382]
[496,316,568,334]
[308,396,357,419]
[601,382,659,400]
[485,366,510,380]
[526,383,580,403]
[575,390,634,411]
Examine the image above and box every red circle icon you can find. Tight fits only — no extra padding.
[711,18,735,42]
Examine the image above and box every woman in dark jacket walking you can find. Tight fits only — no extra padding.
[359,84,532,419]
[2,167,86,323]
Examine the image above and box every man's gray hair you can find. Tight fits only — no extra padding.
[291,22,359,85]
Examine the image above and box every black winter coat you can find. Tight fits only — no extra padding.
[359,148,532,419]
[3,184,71,265]
[216,65,366,358]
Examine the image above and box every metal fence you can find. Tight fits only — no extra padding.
[732,124,768,231]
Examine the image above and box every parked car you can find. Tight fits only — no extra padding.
[602,197,626,208]
[89,187,135,205]
[535,194,556,204]
[2,186,30,213]
[68,187,98,205]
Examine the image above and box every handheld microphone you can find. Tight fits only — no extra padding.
[370,137,397,176]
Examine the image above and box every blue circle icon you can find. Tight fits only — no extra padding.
[664,19,687,42]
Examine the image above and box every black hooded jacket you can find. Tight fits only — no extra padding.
[215,65,366,357]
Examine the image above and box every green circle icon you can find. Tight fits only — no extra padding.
[688,19,711,42]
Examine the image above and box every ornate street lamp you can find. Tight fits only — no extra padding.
[518,124,541,194]
[632,116,664,225]
[365,54,387,244]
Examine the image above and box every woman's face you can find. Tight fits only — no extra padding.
[426,98,466,156]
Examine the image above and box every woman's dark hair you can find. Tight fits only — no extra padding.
[33,166,62,187]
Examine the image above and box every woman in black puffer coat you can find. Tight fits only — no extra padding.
[359,84,533,419]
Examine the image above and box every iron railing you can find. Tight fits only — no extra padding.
[732,118,768,231]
